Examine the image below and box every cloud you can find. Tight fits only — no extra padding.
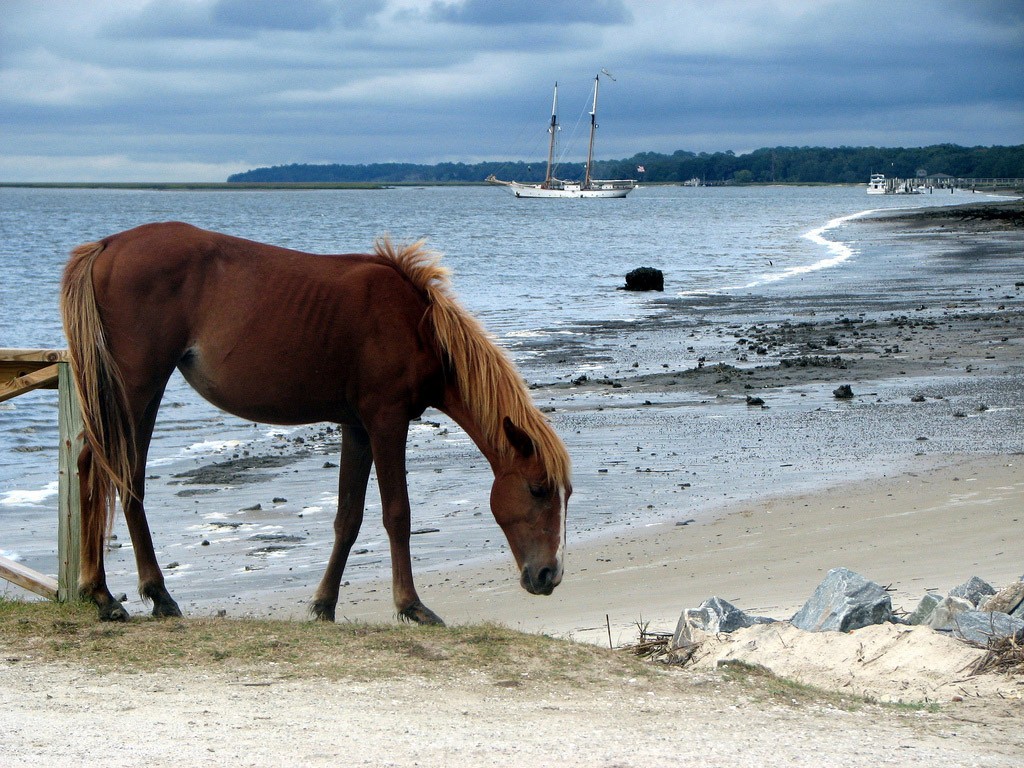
[425,0,632,26]
[0,0,1020,181]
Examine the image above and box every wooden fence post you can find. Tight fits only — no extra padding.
[57,361,82,602]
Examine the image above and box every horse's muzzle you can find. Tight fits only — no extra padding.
[520,563,562,596]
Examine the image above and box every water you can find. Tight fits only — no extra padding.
[0,184,999,606]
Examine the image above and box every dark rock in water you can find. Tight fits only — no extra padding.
[933,610,1024,645]
[672,596,774,648]
[906,592,943,625]
[832,384,854,399]
[622,267,664,292]
[791,567,893,632]
[950,576,996,607]
[745,395,765,407]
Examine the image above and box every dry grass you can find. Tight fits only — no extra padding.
[0,598,651,688]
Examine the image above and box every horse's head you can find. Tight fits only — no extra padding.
[490,417,571,596]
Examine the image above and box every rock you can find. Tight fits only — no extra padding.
[622,267,664,292]
[933,610,1024,646]
[672,596,773,648]
[949,576,996,607]
[832,384,854,399]
[745,395,765,406]
[979,582,1024,615]
[926,595,974,629]
[791,567,893,632]
[906,592,943,625]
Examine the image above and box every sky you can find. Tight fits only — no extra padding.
[1,0,1022,182]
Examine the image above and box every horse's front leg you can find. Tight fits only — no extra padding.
[311,425,373,621]
[125,398,181,618]
[370,419,444,626]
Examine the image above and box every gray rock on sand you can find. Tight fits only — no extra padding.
[931,610,1024,646]
[906,592,944,625]
[791,567,893,632]
[925,595,974,629]
[672,596,774,648]
[978,581,1024,615]
[949,575,996,607]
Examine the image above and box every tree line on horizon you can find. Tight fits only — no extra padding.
[227,144,1024,185]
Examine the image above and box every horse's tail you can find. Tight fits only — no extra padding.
[60,240,135,540]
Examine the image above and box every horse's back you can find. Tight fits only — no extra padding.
[88,223,442,425]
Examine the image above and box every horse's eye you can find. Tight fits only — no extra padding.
[529,484,548,499]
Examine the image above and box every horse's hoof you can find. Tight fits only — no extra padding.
[143,584,182,618]
[151,599,183,618]
[310,601,336,622]
[99,602,130,622]
[399,602,445,626]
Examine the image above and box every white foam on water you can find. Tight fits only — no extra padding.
[0,480,59,507]
[716,208,881,293]
[148,439,244,467]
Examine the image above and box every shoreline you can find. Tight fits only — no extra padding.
[144,200,1024,637]
[285,451,1022,647]
[3,199,1022,645]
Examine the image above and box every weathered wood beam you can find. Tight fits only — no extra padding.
[0,364,60,403]
[0,555,58,600]
[57,361,82,601]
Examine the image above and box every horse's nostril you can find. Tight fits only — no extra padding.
[521,564,560,595]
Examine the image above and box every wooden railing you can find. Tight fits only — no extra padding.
[0,349,82,602]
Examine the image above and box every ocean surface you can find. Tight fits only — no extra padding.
[0,183,1002,609]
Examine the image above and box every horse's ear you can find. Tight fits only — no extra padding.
[502,417,535,459]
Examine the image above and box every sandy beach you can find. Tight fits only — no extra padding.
[2,199,1023,766]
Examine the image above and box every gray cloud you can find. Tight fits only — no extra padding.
[426,0,632,26]
[0,0,1020,181]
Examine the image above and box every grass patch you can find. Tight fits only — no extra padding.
[716,660,939,713]
[0,598,650,687]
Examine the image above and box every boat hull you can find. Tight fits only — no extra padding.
[505,181,635,199]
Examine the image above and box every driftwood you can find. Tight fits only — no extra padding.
[621,622,699,666]
[968,634,1024,677]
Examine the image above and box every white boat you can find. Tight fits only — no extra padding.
[867,173,887,194]
[487,72,636,199]
[867,173,922,195]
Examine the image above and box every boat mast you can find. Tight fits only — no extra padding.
[544,82,558,187]
[584,73,601,188]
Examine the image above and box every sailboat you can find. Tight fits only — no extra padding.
[487,72,637,199]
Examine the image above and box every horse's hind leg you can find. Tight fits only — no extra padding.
[124,392,181,618]
[77,444,130,621]
[311,425,373,621]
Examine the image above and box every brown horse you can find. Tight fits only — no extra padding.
[60,222,571,624]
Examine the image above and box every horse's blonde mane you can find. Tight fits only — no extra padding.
[375,238,571,486]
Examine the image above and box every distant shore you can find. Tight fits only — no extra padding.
[0,181,389,190]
